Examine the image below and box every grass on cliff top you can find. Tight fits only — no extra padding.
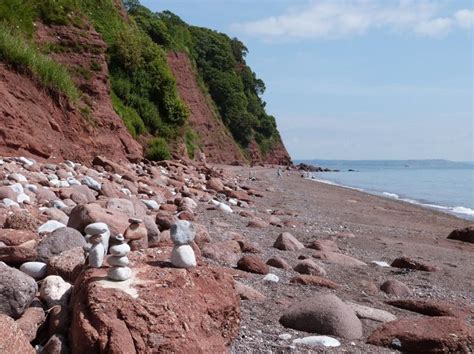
[0,25,80,101]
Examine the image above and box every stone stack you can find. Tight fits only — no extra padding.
[170,220,197,268]
[107,234,131,281]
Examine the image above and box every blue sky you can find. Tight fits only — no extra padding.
[141,0,473,161]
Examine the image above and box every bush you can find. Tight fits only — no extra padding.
[145,137,171,161]
[0,25,79,100]
[184,128,199,158]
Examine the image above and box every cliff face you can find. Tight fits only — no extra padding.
[0,20,142,163]
[167,52,292,165]
[167,52,245,164]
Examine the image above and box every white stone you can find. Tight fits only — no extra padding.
[263,273,279,283]
[52,200,67,209]
[85,223,110,255]
[170,245,196,268]
[371,261,391,267]
[9,173,27,183]
[181,197,197,209]
[18,157,35,166]
[9,183,24,194]
[107,256,130,267]
[0,159,4,165]
[66,177,81,186]
[108,266,132,281]
[347,302,397,322]
[210,199,220,206]
[25,184,37,193]
[292,336,341,347]
[40,275,72,308]
[109,242,130,257]
[48,179,61,188]
[170,220,195,245]
[121,188,132,197]
[20,262,47,279]
[88,243,105,268]
[16,193,30,204]
[2,198,19,208]
[38,220,66,234]
[141,199,159,210]
[217,202,233,213]
[82,176,101,191]
[228,198,238,206]
[278,333,292,340]
[64,160,75,168]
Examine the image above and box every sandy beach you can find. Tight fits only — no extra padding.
[195,165,473,352]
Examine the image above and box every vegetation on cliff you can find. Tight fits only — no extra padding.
[0,0,286,161]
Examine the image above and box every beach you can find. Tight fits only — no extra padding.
[196,165,473,352]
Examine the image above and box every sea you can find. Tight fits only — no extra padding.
[296,160,474,221]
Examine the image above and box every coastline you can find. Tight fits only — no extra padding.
[203,165,473,352]
[306,174,474,222]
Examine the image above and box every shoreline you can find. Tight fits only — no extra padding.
[305,174,474,222]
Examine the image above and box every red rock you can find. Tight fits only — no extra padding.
[293,259,326,276]
[307,239,339,252]
[226,190,251,202]
[178,210,194,221]
[283,219,298,228]
[0,229,39,246]
[313,251,367,266]
[70,249,240,353]
[16,302,46,342]
[358,280,379,294]
[0,314,35,353]
[447,226,474,243]
[160,203,178,212]
[290,275,340,289]
[4,211,39,232]
[237,255,269,275]
[67,203,129,236]
[155,210,177,231]
[266,256,290,270]
[273,232,305,251]
[206,177,224,192]
[238,210,254,218]
[236,239,261,254]
[47,247,85,283]
[193,223,211,247]
[234,281,265,301]
[247,218,269,229]
[0,246,37,265]
[48,305,69,337]
[380,279,412,297]
[367,316,474,353]
[386,299,472,319]
[202,241,242,266]
[391,256,438,272]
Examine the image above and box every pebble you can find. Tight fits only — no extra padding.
[216,202,233,213]
[52,200,68,209]
[2,198,19,207]
[171,245,197,268]
[109,242,130,257]
[263,273,279,282]
[292,336,341,347]
[371,261,391,267]
[37,220,66,234]
[141,199,160,210]
[9,173,27,182]
[108,266,132,281]
[170,220,195,245]
[278,333,292,340]
[9,183,24,194]
[82,176,101,191]
[66,177,81,186]
[40,275,72,308]
[25,184,37,193]
[20,262,47,279]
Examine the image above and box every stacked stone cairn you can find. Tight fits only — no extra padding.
[170,220,197,268]
[83,223,110,268]
[107,234,132,281]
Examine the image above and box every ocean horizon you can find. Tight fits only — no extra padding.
[295,159,474,221]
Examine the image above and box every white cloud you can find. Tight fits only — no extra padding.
[232,1,473,40]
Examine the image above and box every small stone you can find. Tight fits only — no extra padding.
[263,273,279,282]
[16,302,46,342]
[380,279,412,297]
[274,232,305,251]
[38,220,66,234]
[266,256,290,269]
[20,262,47,279]
[170,245,197,268]
[347,302,397,322]
[290,275,339,289]
[247,218,268,228]
[109,242,130,257]
[371,261,391,267]
[313,251,367,266]
[82,176,101,191]
[0,246,37,265]
[292,336,341,347]
[307,239,339,252]
[447,226,474,243]
[217,202,233,213]
[141,199,160,210]
[234,281,265,301]
[170,220,195,245]
[237,255,269,274]
[40,275,72,308]
[47,247,85,283]
[107,255,129,267]
[279,333,292,340]
[108,266,132,281]
[391,256,438,272]
[294,259,326,276]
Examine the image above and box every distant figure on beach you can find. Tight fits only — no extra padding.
[277,167,282,178]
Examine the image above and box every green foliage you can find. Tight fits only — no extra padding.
[0,24,79,100]
[145,137,171,161]
[184,128,199,159]
[111,92,146,138]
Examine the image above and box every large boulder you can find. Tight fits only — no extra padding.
[0,314,35,353]
[447,226,474,243]
[37,227,86,262]
[367,317,474,353]
[68,203,130,235]
[0,263,37,319]
[280,294,363,339]
[70,248,240,353]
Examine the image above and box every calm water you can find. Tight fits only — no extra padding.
[297,160,474,221]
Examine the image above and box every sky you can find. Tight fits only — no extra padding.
[141,0,473,161]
